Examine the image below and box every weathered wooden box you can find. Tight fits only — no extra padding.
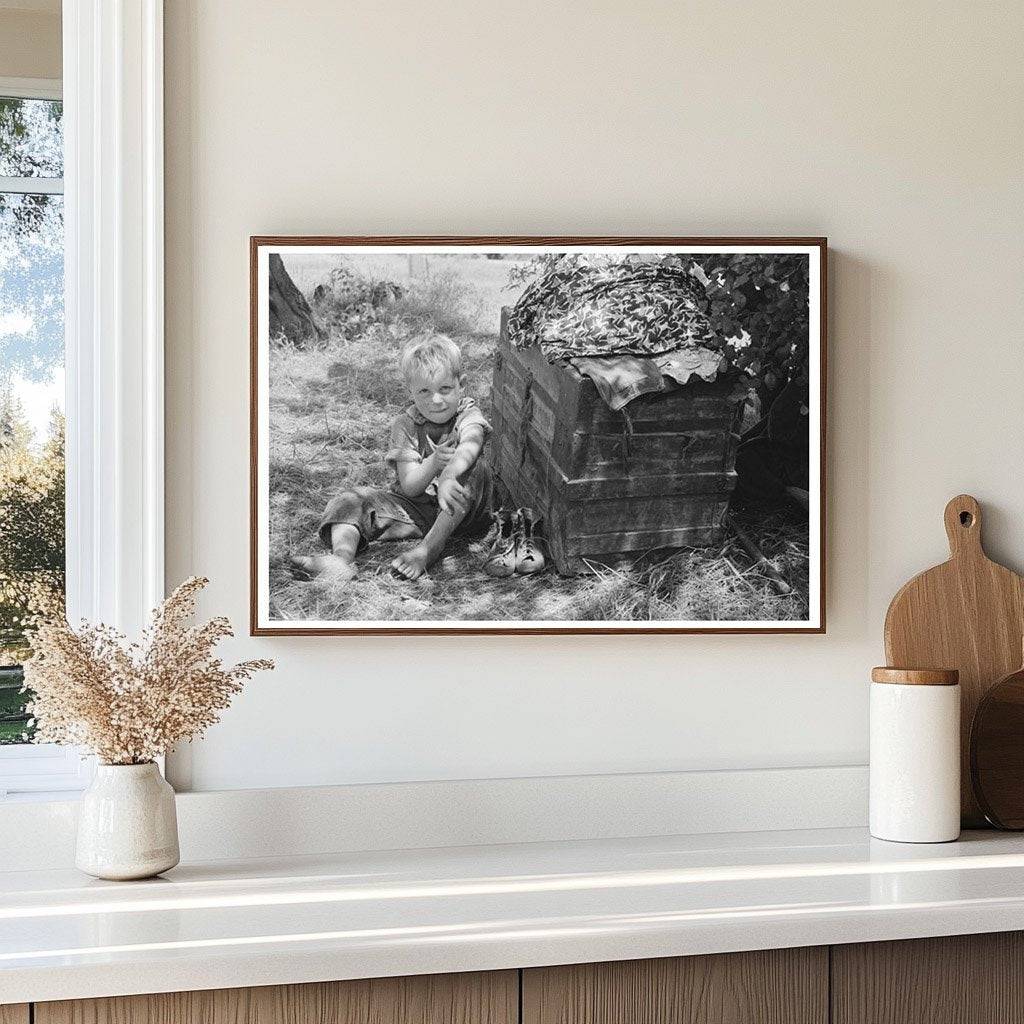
[490,309,742,574]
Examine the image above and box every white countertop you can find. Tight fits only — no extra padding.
[4,826,1024,1004]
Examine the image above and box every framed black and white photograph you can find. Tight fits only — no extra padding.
[250,237,826,635]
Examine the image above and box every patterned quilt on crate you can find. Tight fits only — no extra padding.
[506,253,718,360]
[506,254,726,410]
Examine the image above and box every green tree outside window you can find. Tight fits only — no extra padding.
[0,95,65,744]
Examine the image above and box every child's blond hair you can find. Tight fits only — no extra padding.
[400,333,463,383]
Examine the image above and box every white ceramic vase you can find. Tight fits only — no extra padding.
[76,762,180,880]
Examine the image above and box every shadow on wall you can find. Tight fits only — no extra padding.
[827,250,873,635]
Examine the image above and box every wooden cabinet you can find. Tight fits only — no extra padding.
[34,971,517,1024]
[22,932,1024,1024]
[832,932,1024,1024]
[522,948,828,1024]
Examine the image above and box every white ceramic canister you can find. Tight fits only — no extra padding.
[76,762,180,880]
[870,667,961,843]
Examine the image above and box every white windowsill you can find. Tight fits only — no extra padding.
[0,744,94,799]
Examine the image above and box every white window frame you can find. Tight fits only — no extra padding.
[0,0,165,799]
[0,77,61,101]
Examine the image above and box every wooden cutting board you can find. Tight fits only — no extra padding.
[884,494,1024,826]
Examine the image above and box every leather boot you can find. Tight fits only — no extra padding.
[514,507,546,575]
[483,508,517,578]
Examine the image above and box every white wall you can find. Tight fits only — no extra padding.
[164,0,1024,792]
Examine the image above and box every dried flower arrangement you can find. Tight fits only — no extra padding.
[22,577,273,765]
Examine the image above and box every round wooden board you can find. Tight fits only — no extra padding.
[970,664,1024,829]
[884,495,1024,827]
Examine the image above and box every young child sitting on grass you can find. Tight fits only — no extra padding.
[292,332,493,583]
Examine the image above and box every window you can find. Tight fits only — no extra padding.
[0,80,85,797]
[0,6,167,797]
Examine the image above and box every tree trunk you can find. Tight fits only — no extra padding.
[268,253,326,346]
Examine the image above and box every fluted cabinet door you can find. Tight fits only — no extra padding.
[522,948,828,1024]
[832,932,1024,1024]
[35,971,518,1024]
[0,1006,29,1024]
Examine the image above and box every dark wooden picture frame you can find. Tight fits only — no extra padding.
[250,236,827,636]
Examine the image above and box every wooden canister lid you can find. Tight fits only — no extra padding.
[871,667,959,686]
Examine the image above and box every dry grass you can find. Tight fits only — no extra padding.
[268,255,810,624]
[563,509,809,622]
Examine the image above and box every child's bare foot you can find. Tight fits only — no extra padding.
[390,544,432,581]
[290,553,357,583]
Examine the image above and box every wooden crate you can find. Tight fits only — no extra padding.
[490,310,741,574]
